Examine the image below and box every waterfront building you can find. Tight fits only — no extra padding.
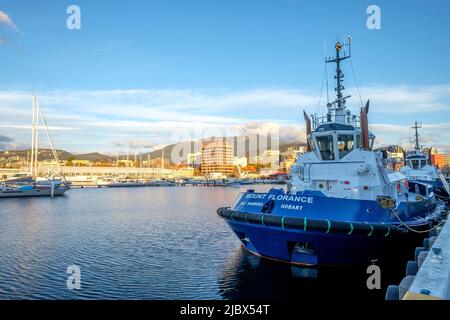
[232,156,248,168]
[142,158,170,169]
[201,139,234,178]
[187,152,202,168]
[386,145,405,171]
[69,159,91,167]
[444,154,450,168]
[116,159,135,167]
[431,154,445,169]
[280,146,305,172]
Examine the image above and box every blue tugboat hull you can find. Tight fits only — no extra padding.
[225,220,423,266]
[218,189,442,266]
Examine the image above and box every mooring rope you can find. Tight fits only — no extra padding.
[436,194,450,201]
[390,207,446,234]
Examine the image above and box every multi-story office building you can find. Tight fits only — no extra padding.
[201,139,234,178]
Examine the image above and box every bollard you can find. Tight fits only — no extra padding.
[415,247,426,261]
[423,238,430,249]
[417,251,428,269]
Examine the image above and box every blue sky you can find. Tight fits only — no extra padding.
[1,0,450,154]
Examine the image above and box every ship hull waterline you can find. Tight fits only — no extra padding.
[218,200,443,267]
[227,220,429,266]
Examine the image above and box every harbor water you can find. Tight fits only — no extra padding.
[0,186,407,300]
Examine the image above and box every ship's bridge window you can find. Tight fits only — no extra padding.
[409,158,427,169]
[308,136,315,152]
[338,134,354,159]
[421,159,427,167]
[316,135,335,161]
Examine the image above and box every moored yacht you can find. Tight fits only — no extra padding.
[217,38,445,266]
[0,96,70,198]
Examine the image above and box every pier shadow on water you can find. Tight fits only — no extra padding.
[218,248,406,300]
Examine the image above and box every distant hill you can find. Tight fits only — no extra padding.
[279,141,307,153]
[141,142,195,164]
[0,149,113,162]
[0,149,74,161]
[74,152,114,161]
[140,137,306,164]
[1,138,306,164]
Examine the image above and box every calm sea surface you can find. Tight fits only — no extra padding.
[0,186,407,300]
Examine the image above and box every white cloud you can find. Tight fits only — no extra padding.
[0,85,449,153]
[348,85,450,114]
[372,123,450,153]
[0,11,21,34]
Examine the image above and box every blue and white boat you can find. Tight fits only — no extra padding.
[0,96,70,198]
[217,39,445,266]
[400,122,450,200]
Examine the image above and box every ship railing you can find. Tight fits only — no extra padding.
[312,114,360,130]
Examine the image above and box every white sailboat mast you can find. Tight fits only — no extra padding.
[161,148,164,179]
[30,96,35,177]
[34,97,39,178]
[30,96,39,178]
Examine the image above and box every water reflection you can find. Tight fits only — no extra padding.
[0,187,408,300]
[218,248,405,300]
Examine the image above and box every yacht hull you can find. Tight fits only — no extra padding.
[0,186,70,198]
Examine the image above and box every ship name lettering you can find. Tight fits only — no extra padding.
[245,193,267,199]
[280,204,303,211]
[273,195,314,203]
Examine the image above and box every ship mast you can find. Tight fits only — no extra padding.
[325,36,352,124]
[412,121,422,152]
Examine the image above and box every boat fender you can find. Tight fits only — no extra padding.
[406,260,418,276]
[399,276,415,299]
[385,285,400,300]
[423,237,430,248]
[417,251,428,269]
[414,247,426,261]
[217,208,396,237]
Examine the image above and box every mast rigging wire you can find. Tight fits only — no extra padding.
[349,56,364,109]
[38,103,65,180]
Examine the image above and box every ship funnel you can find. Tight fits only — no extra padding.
[360,100,370,150]
[303,110,312,152]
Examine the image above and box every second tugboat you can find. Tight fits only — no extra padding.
[400,122,450,201]
[217,38,445,266]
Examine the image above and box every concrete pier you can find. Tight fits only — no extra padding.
[403,216,450,300]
